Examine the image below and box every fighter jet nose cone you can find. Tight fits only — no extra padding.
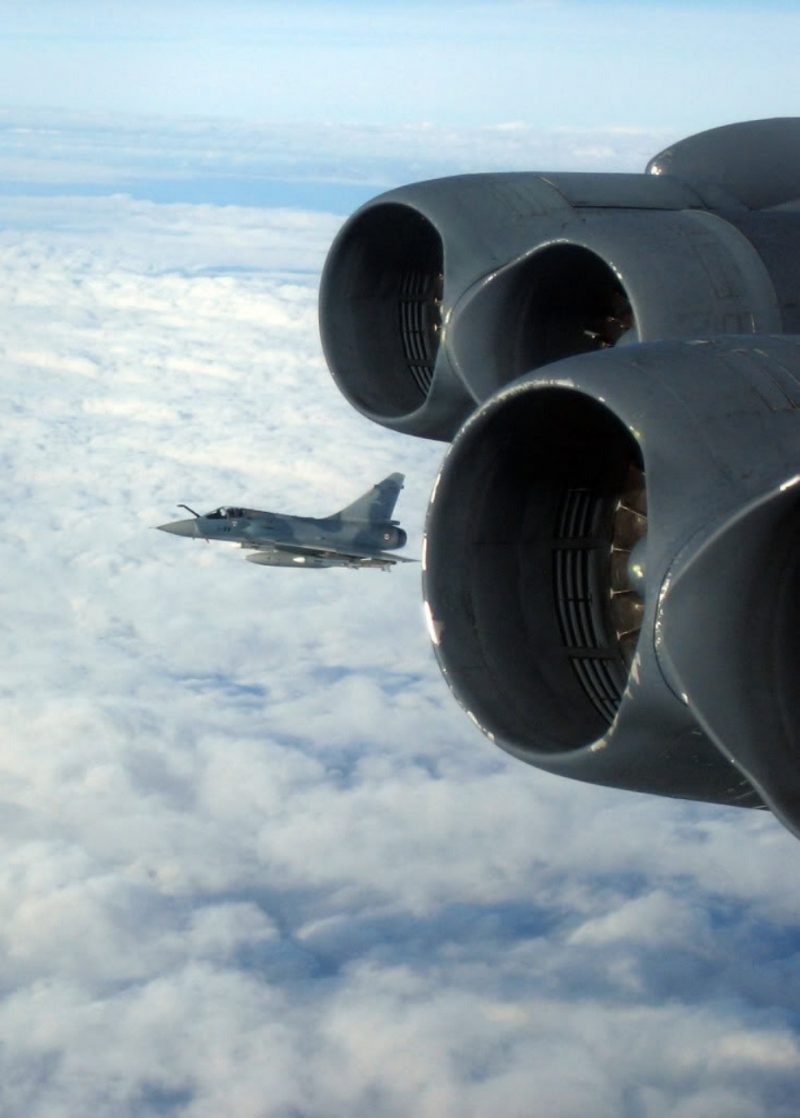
[157,519,198,538]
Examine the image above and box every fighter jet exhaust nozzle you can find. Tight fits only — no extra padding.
[422,336,800,839]
[379,526,407,549]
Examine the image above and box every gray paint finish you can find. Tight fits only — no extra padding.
[158,474,412,571]
[319,117,800,839]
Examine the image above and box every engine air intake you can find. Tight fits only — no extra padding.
[424,386,642,754]
[319,203,443,420]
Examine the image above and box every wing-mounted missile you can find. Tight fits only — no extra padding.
[319,119,800,440]
[246,551,332,568]
[421,336,800,837]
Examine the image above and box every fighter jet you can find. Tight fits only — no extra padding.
[157,473,413,571]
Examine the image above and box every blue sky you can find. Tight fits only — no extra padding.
[0,1,798,130]
[1,4,800,1116]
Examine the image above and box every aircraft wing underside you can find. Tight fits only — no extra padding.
[243,540,417,565]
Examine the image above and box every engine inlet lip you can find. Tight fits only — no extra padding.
[319,202,445,422]
[446,240,637,402]
[424,379,644,757]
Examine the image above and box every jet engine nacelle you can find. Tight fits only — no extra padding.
[319,118,800,838]
[422,335,800,837]
[320,119,800,441]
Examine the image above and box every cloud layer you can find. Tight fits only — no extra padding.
[0,136,799,1117]
[0,109,674,208]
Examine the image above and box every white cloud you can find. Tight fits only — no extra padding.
[567,890,713,950]
[0,110,674,202]
[0,145,798,1117]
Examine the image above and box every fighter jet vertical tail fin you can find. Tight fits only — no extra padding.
[333,473,405,524]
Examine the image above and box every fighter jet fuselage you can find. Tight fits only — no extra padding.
[158,474,412,571]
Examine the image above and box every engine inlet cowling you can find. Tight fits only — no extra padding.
[423,337,800,834]
[320,171,789,438]
[424,385,641,753]
[319,203,446,423]
[319,119,800,840]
